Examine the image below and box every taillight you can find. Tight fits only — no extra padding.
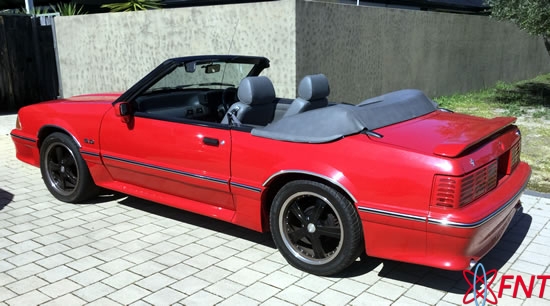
[15,116,21,129]
[431,160,498,208]
[510,142,520,172]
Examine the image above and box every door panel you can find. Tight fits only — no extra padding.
[100,108,233,210]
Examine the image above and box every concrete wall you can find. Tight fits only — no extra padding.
[55,0,550,102]
[296,1,550,103]
[55,0,296,98]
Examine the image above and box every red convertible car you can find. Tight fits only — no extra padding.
[11,55,531,276]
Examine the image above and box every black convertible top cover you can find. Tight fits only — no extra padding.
[251,89,438,143]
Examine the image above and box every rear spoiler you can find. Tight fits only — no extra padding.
[433,117,517,157]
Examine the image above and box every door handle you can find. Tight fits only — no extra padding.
[203,137,219,147]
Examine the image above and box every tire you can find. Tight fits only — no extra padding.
[40,132,99,203]
[270,180,363,276]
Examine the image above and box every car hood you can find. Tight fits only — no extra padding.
[62,92,123,103]
[371,111,517,157]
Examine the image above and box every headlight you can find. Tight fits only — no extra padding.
[15,115,21,130]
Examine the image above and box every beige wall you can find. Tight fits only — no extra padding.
[55,0,550,103]
[55,0,296,98]
[296,1,550,103]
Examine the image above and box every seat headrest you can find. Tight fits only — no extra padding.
[298,74,330,101]
[237,76,276,105]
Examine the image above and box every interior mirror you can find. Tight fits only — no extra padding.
[204,64,221,74]
[114,102,132,123]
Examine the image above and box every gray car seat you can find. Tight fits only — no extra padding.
[221,76,276,126]
[284,74,330,117]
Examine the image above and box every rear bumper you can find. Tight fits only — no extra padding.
[11,130,40,167]
[425,161,531,270]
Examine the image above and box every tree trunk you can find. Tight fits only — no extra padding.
[544,35,550,58]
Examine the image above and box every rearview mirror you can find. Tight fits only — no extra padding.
[114,102,132,123]
[204,64,221,74]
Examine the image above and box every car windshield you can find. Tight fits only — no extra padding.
[146,61,256,93]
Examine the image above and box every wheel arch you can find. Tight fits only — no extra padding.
[260,170,357,231]
[37,125,81,150]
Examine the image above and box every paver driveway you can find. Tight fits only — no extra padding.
[1,113,549,305]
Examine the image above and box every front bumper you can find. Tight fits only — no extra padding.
[11,130,40,167]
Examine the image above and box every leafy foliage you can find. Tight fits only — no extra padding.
[21,6,51,15]
[101,0,162,12]
[52,3,86,16]
[486,0,550,36]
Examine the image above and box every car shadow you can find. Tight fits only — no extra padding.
[0,188,14,210]
[117,196,276,249]
[113,194,530,291]
[332,208,532,294]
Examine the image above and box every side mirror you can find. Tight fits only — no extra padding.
[114,102,132,123]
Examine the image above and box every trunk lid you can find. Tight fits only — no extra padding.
[370,111,517,158]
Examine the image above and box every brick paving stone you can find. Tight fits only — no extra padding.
[39,279,82,298]
[6,275,48,295]
[367,280,408,301]
[392,296,431,306]
[184,253,219,270]
[330,278,370,296]
[5,239,42,254]
[123,249,158,265]
[153,251,189,266]
[205,245,239,260]
[143,287,185,305]
[261,270,300,289]
[170,275,213,295]
[66,256,104,272]
[180,290,222,306]
[350,291,393,306]
[160,263,198,280]
[74,282,117,302]
[6,262,46,280]
[295,274,334,293]
[118,240,152,253]
[226,267,266,286]
[129,261,167,277]
[5,250,44,266]
[41,294,86,306]
[312,288,353,306]
[102,270,144,289]
[0,272,16,287]
[69,268,110,286]
[107,284,151,305]
[248,258,284,274]
[0,288,16,302]
[275,285,317,305]
[217,294,258,306]
[5,290,50,305]
[97,258,135,275]
[235,247,271,262]
[205,279,245,298]
[63,245,99,259]
[240,282,280,302]
[135,272,176,291]
[194,265,232,283]
[36,253,73,269]
[261,297,296,306]
[404,285,446,305]
[215,256,251,272]
[38,265,78,283]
